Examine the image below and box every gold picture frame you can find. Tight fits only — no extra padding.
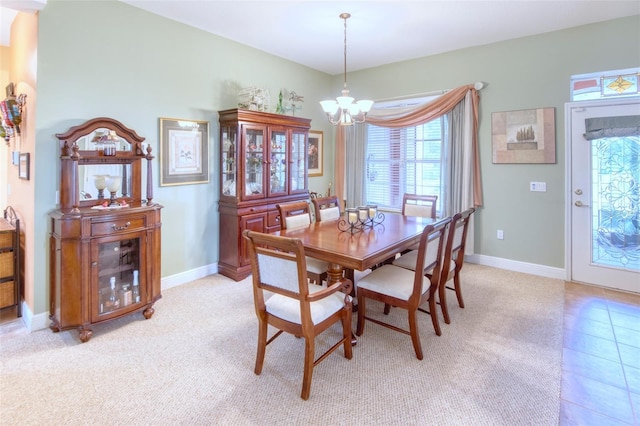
[308,130,323,177]
[160,118,209,186]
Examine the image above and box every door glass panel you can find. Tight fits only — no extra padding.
[291,132,306,191]
[98,238,141,315]
[592,135,640,271]
[269,130,287,194]
[222,126,237,196]
[245,129,264,196]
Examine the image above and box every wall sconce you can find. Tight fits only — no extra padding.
[1,83,27,145]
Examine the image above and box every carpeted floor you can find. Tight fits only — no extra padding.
[0,264,564,425]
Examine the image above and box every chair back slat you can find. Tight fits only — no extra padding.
[244,230,309,298]
[312,196,342,222]
[277,201,313,230]
[257,252,301,294]
[402,193,438,219]
[452,223,466,253]
[319,206,340,221]
[413,217,450,297]
[285,214,311,229]
[422,234,442,272]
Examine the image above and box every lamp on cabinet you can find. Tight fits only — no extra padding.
[106,175,122,206]
[94,175,108,199]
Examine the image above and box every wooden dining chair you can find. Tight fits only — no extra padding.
[393,208,475,324]
[243,230,353,400]
[355,217,451,360]
[438,207,476,324]
[277,201,329,285]
[312,195,341,222]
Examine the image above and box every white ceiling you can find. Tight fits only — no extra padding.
[2,1,639,75]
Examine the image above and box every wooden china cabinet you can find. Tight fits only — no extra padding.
[218,108,311,281]
[49,117,163,342]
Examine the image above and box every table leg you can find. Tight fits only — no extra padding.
[326,263,344,285]
[327,263,357,346]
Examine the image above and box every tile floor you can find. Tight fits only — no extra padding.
[560,282,640,425]
[1,281,639,424]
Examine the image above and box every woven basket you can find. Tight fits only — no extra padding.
[0,252,14,278]
[0,231,12,248]
[0,280,15,308]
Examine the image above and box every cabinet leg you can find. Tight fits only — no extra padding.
[49,318,61,333]
[78,328,93,343]
[143,306,155,319]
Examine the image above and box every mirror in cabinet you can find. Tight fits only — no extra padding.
[55,117,155,211]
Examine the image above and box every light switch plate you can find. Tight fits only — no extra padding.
[11,151,20,165]
[530,182,547,192]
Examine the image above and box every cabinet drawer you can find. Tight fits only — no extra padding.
[237,205,267,216]
[267,210,282,228]
[91,217,146,237]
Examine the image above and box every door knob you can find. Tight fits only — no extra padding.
[574,189,583,195]
[574,201,589,207]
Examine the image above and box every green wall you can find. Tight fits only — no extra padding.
[34,0,334,315]
[345,15,639,268]
[32,0,639,315]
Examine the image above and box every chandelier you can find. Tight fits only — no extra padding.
[319,13,373,126]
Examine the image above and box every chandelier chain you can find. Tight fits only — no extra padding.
[343,14,348,88]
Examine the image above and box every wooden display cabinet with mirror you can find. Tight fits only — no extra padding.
[49,117,163,342]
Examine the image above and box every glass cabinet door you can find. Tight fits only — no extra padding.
[221,125,237,197]
[243,126,265,200]
[268,128,288,196]
[93,235,144,320]
[290,130,308,194]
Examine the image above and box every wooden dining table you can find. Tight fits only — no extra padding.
[277,212,435,285]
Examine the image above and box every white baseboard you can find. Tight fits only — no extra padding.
[466,254,565,280]
[19,301,49,332]
[161,262,219,291]
[21,263,219,333]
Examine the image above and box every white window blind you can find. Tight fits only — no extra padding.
[365,117,446,212]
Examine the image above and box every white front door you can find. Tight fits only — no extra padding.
[566,98,640,293]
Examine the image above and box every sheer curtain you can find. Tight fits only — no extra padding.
[334,83,482,252]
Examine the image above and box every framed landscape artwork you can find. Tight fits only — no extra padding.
[491,108,556,164]
[308,130,323,177]
[160,118,209,186]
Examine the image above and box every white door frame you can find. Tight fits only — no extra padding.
[564,96,640,287]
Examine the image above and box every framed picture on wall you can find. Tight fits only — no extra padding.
[18,152,29,180]
[308,130,323,177]
[160,118,210,186]
[491,108,556,164]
